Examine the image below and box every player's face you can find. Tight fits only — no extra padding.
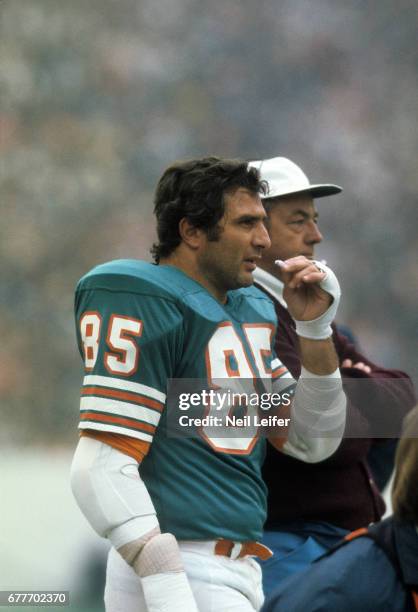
[261,195,323,276]
[197,188,271,299]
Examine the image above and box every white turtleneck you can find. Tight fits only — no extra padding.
[253,266,287,308]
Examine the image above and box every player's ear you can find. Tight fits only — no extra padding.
[178,217,204,250]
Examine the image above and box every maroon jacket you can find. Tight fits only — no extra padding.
[260,289,416,531]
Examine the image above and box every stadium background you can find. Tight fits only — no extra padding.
[1,1,417,610]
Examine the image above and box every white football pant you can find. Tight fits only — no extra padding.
[105,542,264,611]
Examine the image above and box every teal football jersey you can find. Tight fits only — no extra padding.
[75,259,292,541]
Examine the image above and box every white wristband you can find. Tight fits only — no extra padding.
[294,261,341,340]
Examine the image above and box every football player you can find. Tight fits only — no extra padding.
[70,156,346,611]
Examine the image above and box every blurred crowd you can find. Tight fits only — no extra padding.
[1,0,417,444]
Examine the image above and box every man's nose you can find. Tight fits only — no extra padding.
[306,222,323,244]
[254,223,271,249]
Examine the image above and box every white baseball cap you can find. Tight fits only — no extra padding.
[249,157,342,199]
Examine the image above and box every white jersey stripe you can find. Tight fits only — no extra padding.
[275,371,293,379]
[83,375,166,404]
[80,396,161,426]
[78,420,153,443]
[271,358,284,369]
[272,377,297,395]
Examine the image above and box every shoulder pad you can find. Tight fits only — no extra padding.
[76,260,203,302]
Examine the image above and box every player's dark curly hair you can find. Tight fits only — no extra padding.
[151,156,266,263]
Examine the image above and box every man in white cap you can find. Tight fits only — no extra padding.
[248,157,416,595]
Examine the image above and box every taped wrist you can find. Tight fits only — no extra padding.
[141,573,199,612]
[294,261,341,339]
[117,532,184,577]
[118,533,199,612]
[116,526,160,567]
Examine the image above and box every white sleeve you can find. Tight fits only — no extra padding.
[71,437,200,611]
[281,366,346,463]
[70,436,159,549]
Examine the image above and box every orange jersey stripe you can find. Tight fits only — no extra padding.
[80,430,150,462]
[82,386,164,412]
[272,367,288,379]
[80,411,156,434]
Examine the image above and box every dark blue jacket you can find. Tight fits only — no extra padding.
[262,519,418,612]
